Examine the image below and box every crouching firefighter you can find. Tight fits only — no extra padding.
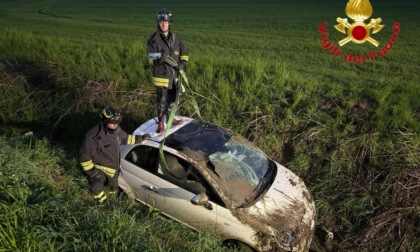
[79,106,150,203]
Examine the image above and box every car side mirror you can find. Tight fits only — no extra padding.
[191,192,213,210]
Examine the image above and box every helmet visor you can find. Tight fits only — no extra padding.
[157,13,171,22]
[108,115,122,124]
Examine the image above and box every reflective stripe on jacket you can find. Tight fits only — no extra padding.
[147,30,189,89]
[79,122,138,177]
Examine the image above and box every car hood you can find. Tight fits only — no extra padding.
[238,162,316,251]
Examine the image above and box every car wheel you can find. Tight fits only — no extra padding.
[223,240,255,252]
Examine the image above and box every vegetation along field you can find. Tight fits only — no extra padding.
[0,0,419,251]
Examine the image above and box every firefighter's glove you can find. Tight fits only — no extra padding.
[154,53,166,65]
[87,168,101,179]
[142,133,152,139]
[136,134,151,144]
[175,61,187,71]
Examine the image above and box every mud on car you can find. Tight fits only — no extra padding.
[118,117,316,251]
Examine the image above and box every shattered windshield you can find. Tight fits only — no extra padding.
[165,120,275,207]
[208,137,273,207]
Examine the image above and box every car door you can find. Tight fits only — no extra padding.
[151,151,217,231]
[156,153,257,246]
[120,144,164,206]
[122,145,217,231]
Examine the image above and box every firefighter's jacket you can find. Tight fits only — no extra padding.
[79,122,138,178]
[147,29,189,89]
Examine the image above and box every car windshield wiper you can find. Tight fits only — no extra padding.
[253,166,275,197]
[253,176,266,192]
[239,168,274,208]
[238,176,268,208]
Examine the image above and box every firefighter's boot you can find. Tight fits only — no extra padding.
[167,105,182,125]
[94,191,107,203]
[157,113,164,133]
[172,117,182,125]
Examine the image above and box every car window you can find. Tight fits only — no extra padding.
[158,152,225,207]
[163,119,275,207]
[125,145,159,173]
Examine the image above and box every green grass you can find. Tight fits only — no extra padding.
[0,0,419,251]
[0,136,226,251]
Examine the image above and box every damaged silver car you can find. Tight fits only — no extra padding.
[119,116,316,251]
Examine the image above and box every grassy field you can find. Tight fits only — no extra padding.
[0,0,419,251]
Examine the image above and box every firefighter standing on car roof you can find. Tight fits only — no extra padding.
[147,8,189,133]
[79,106,149,203]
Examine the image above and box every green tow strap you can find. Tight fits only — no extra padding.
[158,56,201,173]
[179,69,201,118]
[158,79,180,172]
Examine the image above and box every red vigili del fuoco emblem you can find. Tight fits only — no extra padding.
[335,0,384,47]
[318,0,399,63]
